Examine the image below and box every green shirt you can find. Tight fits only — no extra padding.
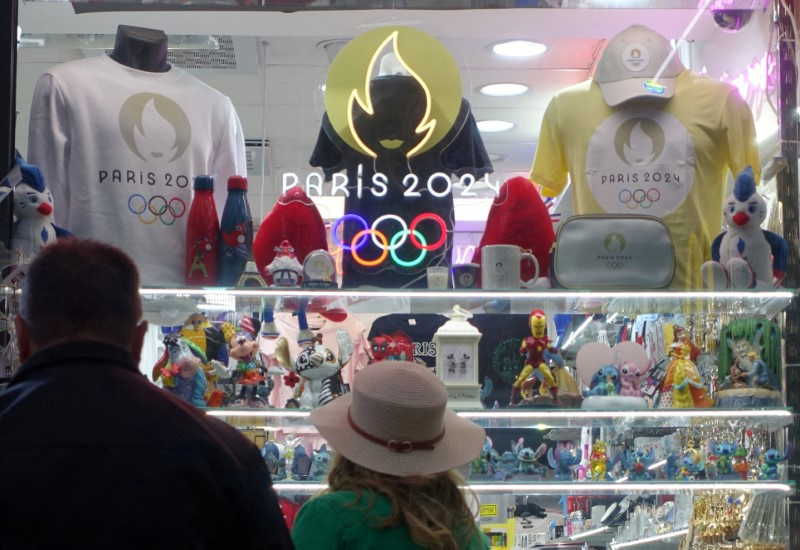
[291,490,490,549]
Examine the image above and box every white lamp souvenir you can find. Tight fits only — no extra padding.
[433,305,482,409]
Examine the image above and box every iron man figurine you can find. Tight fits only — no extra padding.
[510,309,561,405]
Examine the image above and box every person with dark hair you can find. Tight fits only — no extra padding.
[291,361,489,550]
[0,238,294,549]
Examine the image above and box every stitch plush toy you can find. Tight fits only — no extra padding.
[700,166,787,289]
[0,155,71,255]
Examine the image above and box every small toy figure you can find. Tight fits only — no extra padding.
[589,440,611,481]
[662,449,680,481]
[275,333,349,408]
[309,445,332,480]
[757,443,794,480]
[227,317,272,407]
[261,440,287,481]
[471,437,501,477]
[675,454,703,481]
[515,439,547,476]
[582,361,621,398]
[152,333,208,407]
[291,444,313,481]
[494,449,519,480]
[618,360,648,398]
[511,309,562,405]
[710,440,737,476]
[700,166,787,289]
[675,439,704,481]
[716,319,783,407]
[0,156,71,256]
[657,341,713,408]
[368,331,415,363]
[547,444,582,481]
[621,447,655,481]
[731,446,750,480]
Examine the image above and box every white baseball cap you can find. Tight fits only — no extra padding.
[594,24,685,107]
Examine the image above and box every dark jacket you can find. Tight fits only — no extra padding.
[0,340,294,550]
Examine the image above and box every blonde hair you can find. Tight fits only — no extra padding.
[324,453,480,549]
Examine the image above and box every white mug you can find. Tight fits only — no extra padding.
[481,245,539,289]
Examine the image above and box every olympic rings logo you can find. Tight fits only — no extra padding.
[128,194,187,225]
[618,188,660,209]
[606,261,625,269]
[331,212,448,268]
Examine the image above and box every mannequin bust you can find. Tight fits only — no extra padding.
[109,25,170,73]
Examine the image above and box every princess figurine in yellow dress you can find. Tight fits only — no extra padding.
[658,341,713,408]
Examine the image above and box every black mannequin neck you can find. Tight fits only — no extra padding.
[109,25,170,73]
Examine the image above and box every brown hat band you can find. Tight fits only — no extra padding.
[347,407,445,453]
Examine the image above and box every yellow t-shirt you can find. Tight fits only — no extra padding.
[530,70,760,289]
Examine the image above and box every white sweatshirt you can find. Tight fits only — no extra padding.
[27,55,246,286]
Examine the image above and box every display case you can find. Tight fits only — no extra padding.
[4,1,800,549]
[140,286,796,549]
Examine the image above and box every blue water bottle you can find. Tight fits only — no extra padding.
[218,175,253,286]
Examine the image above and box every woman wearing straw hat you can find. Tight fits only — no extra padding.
[291,361,490,549]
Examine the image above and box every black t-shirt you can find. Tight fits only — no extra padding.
[368,313,533,407]
[310,75,493,288]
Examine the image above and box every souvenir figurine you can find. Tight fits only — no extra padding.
[274,333,349,408]
[261,440,287,481]
[511,309,562,406]
[621,447,655,481]
[227,317,271,407]
[291,444,313,481]
[757,443,794,480]
[309,445,332,480]
[618,359,648,398]
[589,440,611,481]
[547,443,582,481]
[662,449,680,481]
[716,319,783,408]
[709,440,737,477]
[675,438,704,481]
[581,360,621,398]
[471,436,501,477]
[731,446,751,480]
[700,166,787,289]
[494,448,520,481]
[657,341,713,409]
[576,341,649,410]
[515,439,547,476]
[152,333,208,407]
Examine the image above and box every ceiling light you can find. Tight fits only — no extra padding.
[479,83,529,97]
[477,120,515,133]
[491,40,547,58]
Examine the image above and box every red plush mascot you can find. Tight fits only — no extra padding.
[254,187,329,286]
[254,187,330,340]
[471,176,555,287]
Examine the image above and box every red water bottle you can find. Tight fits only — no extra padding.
[185,175,219,286]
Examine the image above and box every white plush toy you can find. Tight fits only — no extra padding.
[700,166,787,289]
[0,155,71,256]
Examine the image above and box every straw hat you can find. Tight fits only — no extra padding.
[309,361,485,476]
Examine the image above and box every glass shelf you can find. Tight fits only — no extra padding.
[33,0,715,10]
[609,529,689,550]
[272,480,794,495]
[141,287,796,320]
[206,407,794,433]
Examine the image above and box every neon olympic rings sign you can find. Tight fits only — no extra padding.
[331,212,447,268]
[128,194,187,225]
